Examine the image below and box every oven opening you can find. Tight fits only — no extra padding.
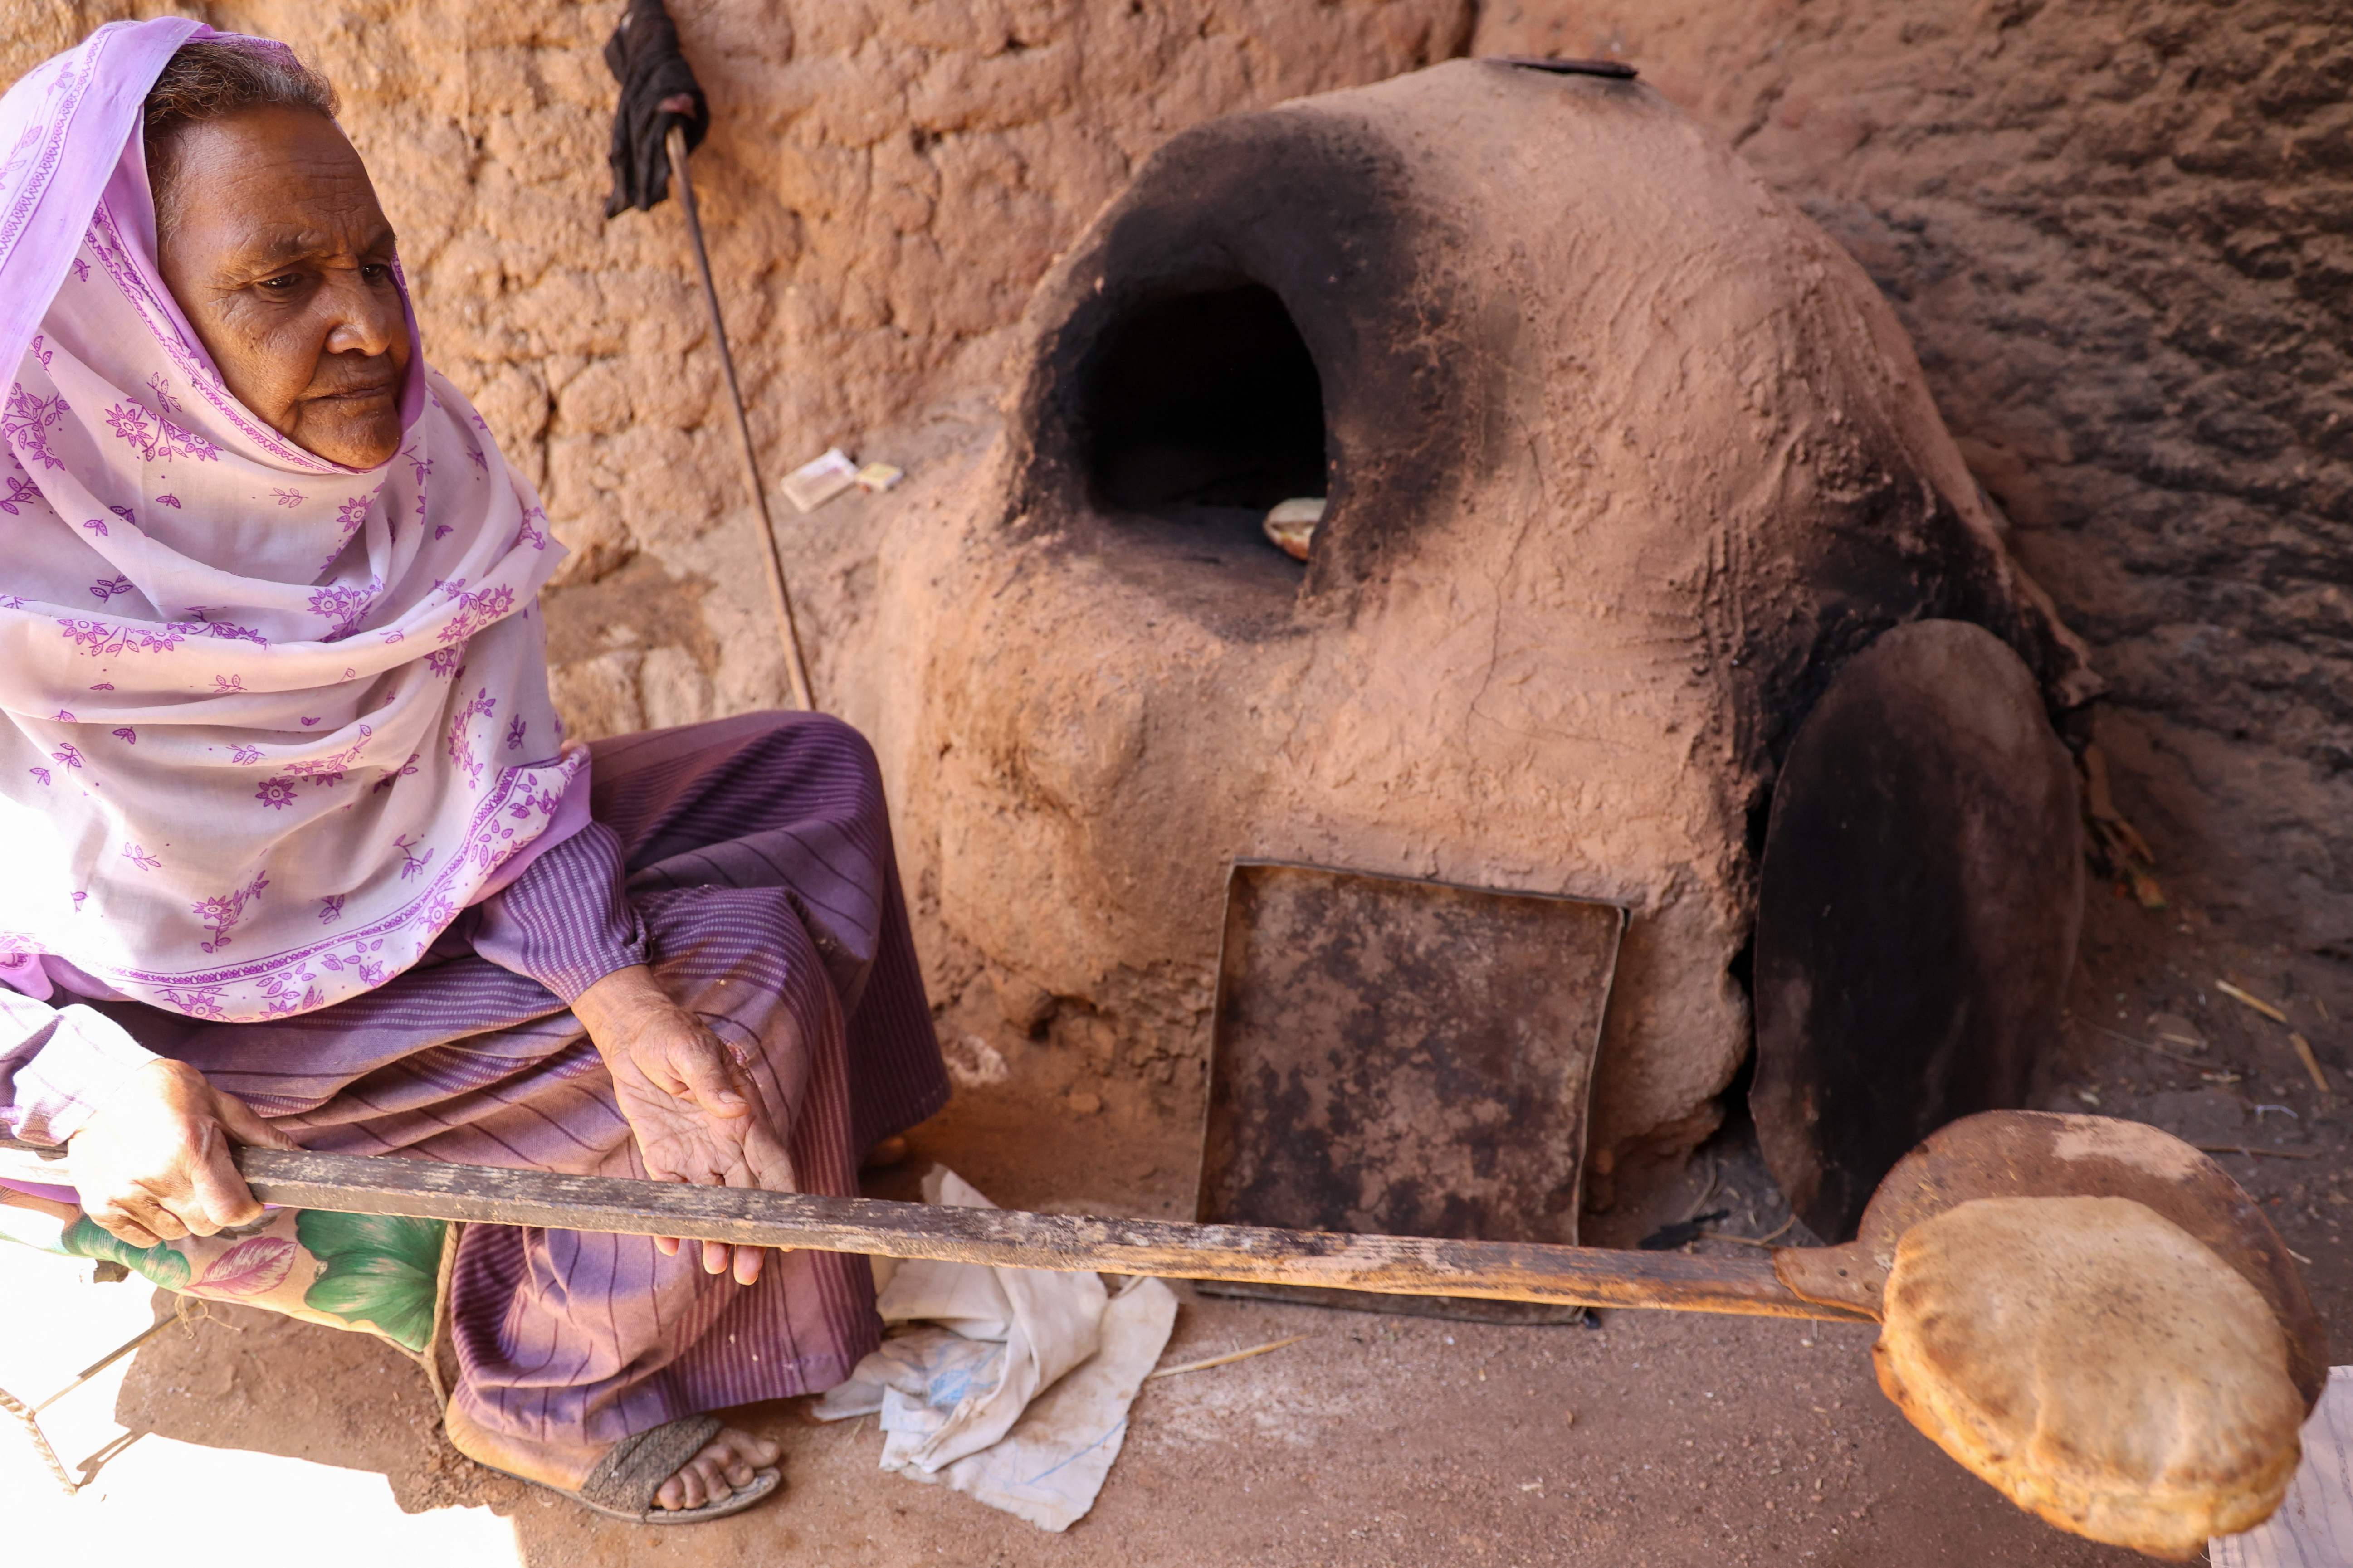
[1081,282,1328,541]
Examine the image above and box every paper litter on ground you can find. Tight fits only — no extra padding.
[781,448,859,512]
[813,1166,1179,1531]
[2212,1366,2353,1568]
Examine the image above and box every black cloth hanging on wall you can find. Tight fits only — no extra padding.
[601,0,711,217]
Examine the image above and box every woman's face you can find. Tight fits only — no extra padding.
[152,105,411,471]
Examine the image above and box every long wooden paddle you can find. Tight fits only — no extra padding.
[0,1111,2319,1384]
[249,1144,1857,1320]
[4,1111,2324,1553]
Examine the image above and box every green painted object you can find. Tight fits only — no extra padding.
[296,1209,445,1353]
[60,1215,192,1290]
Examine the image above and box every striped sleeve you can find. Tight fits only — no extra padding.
[469,818,650,1002]
[0,989,159,1145]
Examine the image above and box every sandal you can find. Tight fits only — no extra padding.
[474,1412,783,1524]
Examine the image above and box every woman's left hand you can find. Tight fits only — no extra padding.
[571,965,796,1285]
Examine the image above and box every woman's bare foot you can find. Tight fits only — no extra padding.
[443,1399,781,1516]
[655,1425,782,1511]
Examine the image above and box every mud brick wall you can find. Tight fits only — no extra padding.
[5,0,1474,736]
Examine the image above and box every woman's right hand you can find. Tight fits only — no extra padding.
[66,1058,300,1247]
[571,964,796,1286]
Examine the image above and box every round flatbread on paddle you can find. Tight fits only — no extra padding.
[1873,1194,2304,1559]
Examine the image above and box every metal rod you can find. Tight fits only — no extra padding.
[664,123,816,713]
[1,1382,78,1495]
[0,1312,177,1498]
[33,1315,177,1416]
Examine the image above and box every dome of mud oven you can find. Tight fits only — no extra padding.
[906,58,2098,1170]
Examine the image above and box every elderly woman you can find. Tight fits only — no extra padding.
[0,20,946,1522]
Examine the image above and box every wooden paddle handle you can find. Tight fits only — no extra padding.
[220,1147,1868,1322]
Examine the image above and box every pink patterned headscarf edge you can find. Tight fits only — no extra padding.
[0,19,205,394]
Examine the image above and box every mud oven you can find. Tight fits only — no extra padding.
[870,58,2097,1249]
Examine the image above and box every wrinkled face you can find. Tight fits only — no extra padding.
[152,105,411,470]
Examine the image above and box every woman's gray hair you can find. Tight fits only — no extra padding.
[143,40,341,235]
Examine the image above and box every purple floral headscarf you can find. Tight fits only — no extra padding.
[0,20,581,1021]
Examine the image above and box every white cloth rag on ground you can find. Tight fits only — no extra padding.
[2211,1366,2353,1568]
[813,1167,1180,1531]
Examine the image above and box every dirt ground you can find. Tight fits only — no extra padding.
[98,867,2346,1568]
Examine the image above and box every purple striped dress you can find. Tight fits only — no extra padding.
[4,711,948,1461]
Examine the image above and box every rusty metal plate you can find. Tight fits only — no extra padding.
[1196,861,1626,1323]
